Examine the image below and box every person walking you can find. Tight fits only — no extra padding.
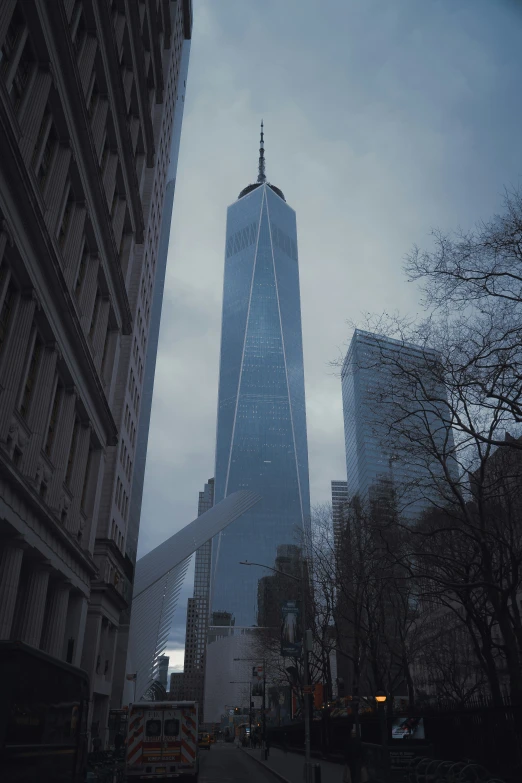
[342,732,368,783]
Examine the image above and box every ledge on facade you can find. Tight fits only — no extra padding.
[89,579,129,612]
[0,454,98,578]
[0,102,119,445]
[94,537,129,571]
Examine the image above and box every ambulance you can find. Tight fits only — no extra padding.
[126,701,199,780]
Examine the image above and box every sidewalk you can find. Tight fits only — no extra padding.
[242,746,345,783]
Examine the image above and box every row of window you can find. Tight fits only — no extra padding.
[120,438,133,483]
[1,4,125,383]
[110,519,124,554]
[115,475,128,521]
[128,367,141,414]
[132,336,144,384]
[123,403,136,447]
[0,263,92,522]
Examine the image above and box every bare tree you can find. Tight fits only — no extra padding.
[404,187,522,432]
[414,610,489,706]
[338,314,522,703]
[309,497,425,706]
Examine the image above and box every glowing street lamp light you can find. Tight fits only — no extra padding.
[375,690,389,781]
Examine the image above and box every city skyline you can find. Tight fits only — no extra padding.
[136,0,522,671]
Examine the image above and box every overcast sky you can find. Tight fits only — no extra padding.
[137,0,522,672]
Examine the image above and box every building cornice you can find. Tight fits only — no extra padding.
[89,580,129,612]
[94,536,129,571]
[88,0,145,243]
[0,456,98,579]
[0,98,119,446]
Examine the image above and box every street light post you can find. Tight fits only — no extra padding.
[375,691,389,782]
[229,681,252,744]
[233,658,266,751]
[240,559,312,783]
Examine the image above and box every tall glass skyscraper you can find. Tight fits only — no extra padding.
[342,329,454,519]
[210,125,311,628]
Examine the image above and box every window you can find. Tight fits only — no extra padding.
[65,417,80,487]
[164,719,179,737]
[75,249,88,297]
[0,281,15,355]
[31,106,52,171]
[37,121,56,187]
[20,335,42,418]
[81,445,93,511]
[0,10,23,73]
[111,189,120,217]
[58,184,74,248]
[89,288,101,338]
[45,381,63,456]
[101,139,110,173]
[145,719,161,738]
[72,11,87,56]
[87,79,99,119]
[9,40,32,110]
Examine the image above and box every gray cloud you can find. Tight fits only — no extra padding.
[138,0,522,654]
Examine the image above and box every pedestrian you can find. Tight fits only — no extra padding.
[282,731,288,754]
[343,731,368,783]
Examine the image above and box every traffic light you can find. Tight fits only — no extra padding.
[234,707,240,714]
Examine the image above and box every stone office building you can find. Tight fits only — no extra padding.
[0,0,192,747]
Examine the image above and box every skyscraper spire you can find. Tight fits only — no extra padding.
[257,120,266,183]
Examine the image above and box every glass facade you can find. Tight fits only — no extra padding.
[341,329,453,520]
[211,182,310,628]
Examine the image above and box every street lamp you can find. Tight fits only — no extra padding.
[230,681,253,743]
[233,657,266,757]
[375,690,389,781]
[240,559,312,783]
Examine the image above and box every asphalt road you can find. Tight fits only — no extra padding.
[199,742,278,783]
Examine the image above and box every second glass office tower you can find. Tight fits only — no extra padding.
[211,153,311,628]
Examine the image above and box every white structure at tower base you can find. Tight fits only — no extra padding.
[126,490,261,702]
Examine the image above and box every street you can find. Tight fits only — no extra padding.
[199,743,278,783]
